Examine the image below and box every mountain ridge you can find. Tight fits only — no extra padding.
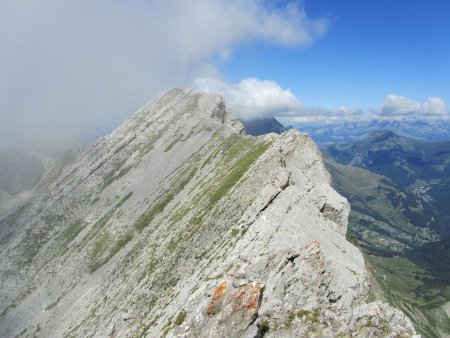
[0,89,417,337]
[299,119,450,144]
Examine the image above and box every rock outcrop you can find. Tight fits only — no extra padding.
[0,89,417,337]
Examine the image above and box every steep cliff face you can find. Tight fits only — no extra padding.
[0,89,417,337]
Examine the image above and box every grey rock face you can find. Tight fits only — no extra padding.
[0,89,417,337]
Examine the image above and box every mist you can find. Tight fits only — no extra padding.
[0,0,328,150]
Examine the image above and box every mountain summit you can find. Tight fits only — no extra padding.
[0,89,416,337]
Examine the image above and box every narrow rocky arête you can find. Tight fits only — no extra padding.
[0,89,418,337]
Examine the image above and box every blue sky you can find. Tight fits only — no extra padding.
[221,0,450,110]
[0,0,449,148]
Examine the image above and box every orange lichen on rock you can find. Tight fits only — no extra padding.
[231,282,262,312]
[202,281,263,335]
[206,281,227,314]
[205,280,262,319]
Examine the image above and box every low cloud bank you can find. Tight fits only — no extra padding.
[379,95,448,120]
[197,77,449,125]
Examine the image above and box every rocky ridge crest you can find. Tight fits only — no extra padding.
[0,89,417,337]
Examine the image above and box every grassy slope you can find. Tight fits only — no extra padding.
[60,131,273,337]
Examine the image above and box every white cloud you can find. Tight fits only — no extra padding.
[423,97,448,117]
[0,0,330,150]
[261,92,449,126]
[377,94,449,120]
[379,95,421,116]
[194,77,302,119]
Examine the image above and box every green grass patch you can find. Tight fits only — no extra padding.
[220,134,255,165]
[288,311,295,321]
[134,192,174,232]
[85,192,134,272]
[88,233,111,273]
[59,219,87,245]
[231,228,240,238]
[133,94,199,160]
[93,192,133,231]
[132,122,171,160]
[88,231,134,273]
[297,309,320,324]
[135,168,197,232]
[101,158,130,190]
[45,294,64,311]
[174,310,186,325]
[110,232,133,258]
[208,139,271,206]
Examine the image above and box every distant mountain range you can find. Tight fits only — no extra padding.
[323,130,450,337]
[297,119,450,143]
[240,117,290,136]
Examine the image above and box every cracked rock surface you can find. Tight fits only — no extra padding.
[0,89,417,337]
